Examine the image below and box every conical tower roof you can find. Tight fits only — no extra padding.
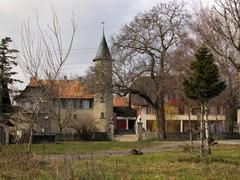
[93,34,112,62]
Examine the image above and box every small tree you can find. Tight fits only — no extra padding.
[183,44,225,156]
[18,8,76,153]
[0,37,20,120]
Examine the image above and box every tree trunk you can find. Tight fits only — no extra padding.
[200,103,205,157]
[226,102,237,132]
[27,128,33,153]
[204,106,211,155]
[156,101,166,139]
[187,107,193,153]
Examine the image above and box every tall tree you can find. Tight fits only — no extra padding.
[0,37,19,119]
[183,44,225,156]
[191,0,240,70]
[18,8,76,152]
[112,1,190,139]
[191,2,240,132]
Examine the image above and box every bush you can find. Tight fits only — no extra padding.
[69,117,97,140]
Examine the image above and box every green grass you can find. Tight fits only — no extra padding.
[73,144,240,179]
[0,143,239,179]
[2,140,161,155]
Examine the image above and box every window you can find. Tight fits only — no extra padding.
[100,112,105,119]
[191,107,199,115]
[146,120,157,132]
[54,100,60,107]
[73,114,77,120]
[61,99,68,108]
[216,106,221,115]
[146,106,154,114]
[81,99,93,109]
[78,100,82,108]
[73,100,78,109]
[82,100,90,109]
[208,107,215,115]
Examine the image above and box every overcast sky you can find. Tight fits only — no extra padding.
[0,0,213,88]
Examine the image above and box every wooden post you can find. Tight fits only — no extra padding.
[138,117,143,141]
[109,117,114,140]
[180,120,184,133]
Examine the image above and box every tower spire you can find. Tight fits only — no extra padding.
[101,21,105,35]
[93,22,112,62]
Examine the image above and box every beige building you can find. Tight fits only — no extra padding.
[15,33,114,136]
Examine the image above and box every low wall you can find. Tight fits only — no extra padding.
[143,132,240,140]
[55,132,110,141]
[32,134,56,144]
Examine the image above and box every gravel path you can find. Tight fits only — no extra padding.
[36,141,186,161]
[36,140,240,161]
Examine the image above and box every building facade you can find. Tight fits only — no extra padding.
[14,33,228,139]
[15,33,114,135]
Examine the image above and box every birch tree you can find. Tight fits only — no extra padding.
[183,44,225,156]
[191,1,240,132]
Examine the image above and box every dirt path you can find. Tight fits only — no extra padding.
[36,141,186,161]
[36,140,240,161]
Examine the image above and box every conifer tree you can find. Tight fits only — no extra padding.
[183,44,225,156]
[0,37,19,119]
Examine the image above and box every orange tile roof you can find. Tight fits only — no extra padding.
[29,76,39,87]
[27,78,94,99]
[113,96,129,107]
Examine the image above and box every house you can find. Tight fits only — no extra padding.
[14,33,114,137]
[14,32,228,140]
[0,120,14,145]
[113,96,137,133]
[15,78,95,133]
[130,93,226,134]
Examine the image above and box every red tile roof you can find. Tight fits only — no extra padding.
[113,96,129,107]
[28,78,94,99]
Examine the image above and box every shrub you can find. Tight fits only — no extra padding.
[69,116,97,140]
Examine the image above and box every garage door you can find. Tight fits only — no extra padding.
[116,119,127,130]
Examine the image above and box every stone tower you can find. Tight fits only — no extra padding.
[93,33,113,132]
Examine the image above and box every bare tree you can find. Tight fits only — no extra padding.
[69,115,96,140]
[192,0,240,70]
[111,1,190,139]
[17,8,76,152]
[50,97,73,134]
[191,1,240,132]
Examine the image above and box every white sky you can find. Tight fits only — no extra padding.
[0,0,213,89]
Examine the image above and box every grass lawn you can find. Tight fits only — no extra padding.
[72,144,240,179]
[0,143,239,179]
[2,140,161,155]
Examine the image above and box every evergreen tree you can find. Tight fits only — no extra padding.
[183,44,225,156]
[183,45,225,102]
[0,37,19,117]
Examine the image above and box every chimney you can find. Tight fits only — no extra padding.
[64,75,67,82]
